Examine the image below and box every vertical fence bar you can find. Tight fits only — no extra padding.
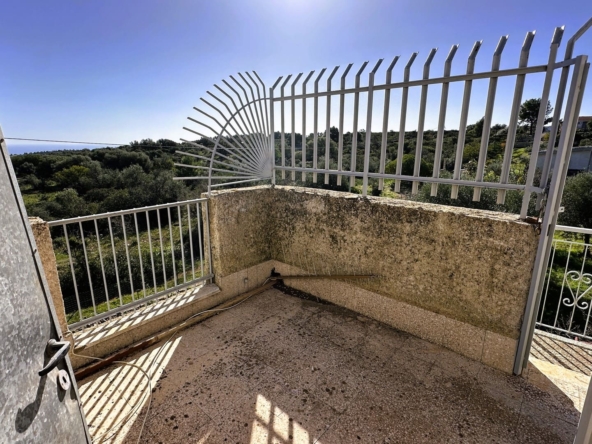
[325,66,339,185]
[337,64,353,186]
[290,73,303,181]
[204,200,213,277]
[301,71,314,181]
[253,71,270,136]
[121,215,135,301]
[350,62,369,189]
[378,57,399,191]
[270,77,282,186]
[555,243,573,328]
[280,76,291,180]
[187,204,195,280]
[362,59,384,195]
[431,45,458,196]
[395,53,417,193]
[582,245,592,336]
[196,202,205,277]
[157,209,167,289]
[107,216,123,305]
[451,41,482,199]
[313,68,327,184]
[520,27,564,218]
[167,207,177,287]
[497,31,536,204]
[178,205,186,283]
[63,225,83,321]
[472,36,508,201]
[145,210,157,293]
[195,203,204,277]
[412,48,437,195]
[133,212,147,298]
[78,221,97,317]
[538,239,557,323]
[94,219,110,310]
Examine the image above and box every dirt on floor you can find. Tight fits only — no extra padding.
[79,286,581,444]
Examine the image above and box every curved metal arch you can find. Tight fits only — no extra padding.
[175,74,272,195]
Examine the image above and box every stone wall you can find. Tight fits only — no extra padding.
[208,186,539,373]
[29,218,70,336]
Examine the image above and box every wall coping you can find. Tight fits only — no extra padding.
[208,185,532,226]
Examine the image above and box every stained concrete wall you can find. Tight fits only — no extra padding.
[207,186,539,373]
[30,186,539,374]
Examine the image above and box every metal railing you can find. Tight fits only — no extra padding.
[48,198,212,330]
[174,22,588,223]
[536,225,592,340]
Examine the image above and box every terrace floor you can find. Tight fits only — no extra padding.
[79,287,584,443]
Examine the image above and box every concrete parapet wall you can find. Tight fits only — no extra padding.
[208,186,539,373]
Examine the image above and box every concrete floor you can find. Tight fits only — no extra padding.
[79,287,583,443]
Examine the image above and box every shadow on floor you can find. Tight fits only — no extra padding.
[532,331,592,374]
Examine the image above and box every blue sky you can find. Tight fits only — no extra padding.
[1,0,591,154]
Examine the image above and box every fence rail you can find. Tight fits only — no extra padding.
[536,225,592,340]
[48,198,212,330]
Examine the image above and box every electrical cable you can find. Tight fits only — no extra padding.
[6,137,125,146]
[70,349,152,444]
[71,279,272,443]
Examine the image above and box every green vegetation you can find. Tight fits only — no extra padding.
[559,173,592,243]
[11,138,219,221]
[538,234,592,336]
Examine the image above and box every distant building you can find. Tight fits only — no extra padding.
[577,116,592,130]
[543,116,591,133]
[536,146,592,174]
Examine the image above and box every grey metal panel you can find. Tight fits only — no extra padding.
[0,131,90,443]
[536,146,592,172]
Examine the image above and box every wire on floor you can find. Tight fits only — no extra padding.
[70,278,273,443]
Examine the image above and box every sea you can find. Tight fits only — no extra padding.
[5,143,107,155]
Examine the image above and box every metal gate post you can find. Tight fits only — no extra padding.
[513,55,589,375]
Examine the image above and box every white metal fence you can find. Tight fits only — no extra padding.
[536,225,592,340]
[47,198,212,330]
[175,23,588,222]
